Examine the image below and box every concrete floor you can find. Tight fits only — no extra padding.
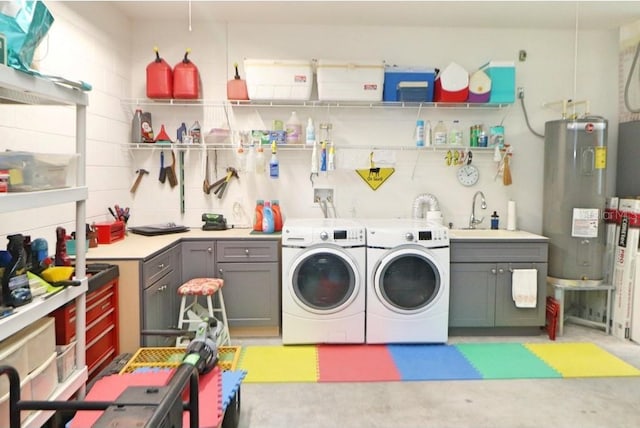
[232,325,640,428]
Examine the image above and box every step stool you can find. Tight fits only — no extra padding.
[176,277,231,347]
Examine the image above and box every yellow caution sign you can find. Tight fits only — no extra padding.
[355,167,395,190]
[595,147,606,169]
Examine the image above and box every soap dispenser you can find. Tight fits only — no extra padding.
[491,211,500,230]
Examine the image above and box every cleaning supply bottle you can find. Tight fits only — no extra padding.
[253,200,264,232]
[311,140,319,174]
[146,47,173,99]
[2,234,32,307]
[320,141,327,172]
[173,49,200,99]
[271,200,283,232]
[424,120,432,146]
[189,120,201,144]
[328,142,335,171]
[176,122,187,143]
[306,117,315,146]
[450,119,463,146]
[434,120,448,145]
[416,119,425,147]
[269,141,279,178]
[227,62,249,101]
[255,144,265,174]
[131,109,143,143]
[286,111,302,144]
[491,211,500,230]
[262,201,275,233]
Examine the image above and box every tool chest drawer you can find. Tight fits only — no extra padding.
[216,240,279,263]
[143,247,175,288]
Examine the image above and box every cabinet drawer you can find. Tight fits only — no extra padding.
[216,240,279,262]
[143,249,174,287]
[451,241,548,263]
[86,324,116,373]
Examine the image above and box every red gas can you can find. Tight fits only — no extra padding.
[173,49,200,99]
[146,47,173,99]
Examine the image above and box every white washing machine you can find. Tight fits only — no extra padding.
[282,218,367,344]
[364,219,450,343]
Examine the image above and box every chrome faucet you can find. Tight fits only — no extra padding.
[469,191,487,229]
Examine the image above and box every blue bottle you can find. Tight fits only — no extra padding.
[262,201,275,233]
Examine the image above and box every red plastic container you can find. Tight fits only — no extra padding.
[146,47,173,99]
[173,49,200,99]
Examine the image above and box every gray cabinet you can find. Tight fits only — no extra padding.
[141,244,181,346]
[181,239,281,332]
[449,240,548,328]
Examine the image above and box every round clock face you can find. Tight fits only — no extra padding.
[457,164,479,186]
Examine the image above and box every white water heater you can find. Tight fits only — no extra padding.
[543,117,608,283]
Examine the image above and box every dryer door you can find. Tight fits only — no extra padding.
[373,246,445,314]
[288,245,360,314]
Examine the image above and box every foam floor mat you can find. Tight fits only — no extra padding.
[388,344,482,381]
[239,345,318,383]
[525,342,640,378]
[317,344,400,382]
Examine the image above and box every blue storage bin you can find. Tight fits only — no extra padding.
[383,66,436,102]
[485,61,515,103]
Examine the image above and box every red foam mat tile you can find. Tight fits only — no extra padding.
[317,344,401,382]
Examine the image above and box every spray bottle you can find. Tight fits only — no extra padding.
[320,141,327,172]
[269,141,279,178]
[328,142,335,171]
[311,140,319,175]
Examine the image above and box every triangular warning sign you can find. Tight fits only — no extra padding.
[355,167,395,190]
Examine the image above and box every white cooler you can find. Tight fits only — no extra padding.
[317,60,385,101]
[244,59,313,101]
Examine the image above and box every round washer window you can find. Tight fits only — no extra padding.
[293,252,355,311]
[379,253,440,311]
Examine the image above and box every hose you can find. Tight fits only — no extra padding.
[412,193,440,219]
[520,95,545,139]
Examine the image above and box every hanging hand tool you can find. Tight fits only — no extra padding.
[203,151,212,194]
[213,167,239,199]
[130,168,149,193]
[165,150,178,188]
[159,151,166,183]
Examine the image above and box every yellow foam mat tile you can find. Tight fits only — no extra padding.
[238,345,318,383]
[525,342,640,378]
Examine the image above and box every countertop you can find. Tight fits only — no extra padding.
[449,229,548,241]
[85,227,280,260]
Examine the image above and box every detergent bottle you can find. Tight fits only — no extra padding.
[146,47,173,99]
[253,200,264,232]
[173,49,200,99]
[262,201,275,234]
[271,200,283,232]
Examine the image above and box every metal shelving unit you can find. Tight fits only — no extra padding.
[0,65,89,425]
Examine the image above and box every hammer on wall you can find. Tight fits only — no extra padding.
[130,168,149,193]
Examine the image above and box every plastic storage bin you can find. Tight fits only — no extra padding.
[485,61,515,103]
[383,66,436,102]
[94,221,125,244]
[244,59,313,101]
[0,151,78,192]
[317,60,385,101]
[0,337,29,397]
[56,341,76,382]
[0,377,32,424]
[29,352,58,401]
[66,239,89,256]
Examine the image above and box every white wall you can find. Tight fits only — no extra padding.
[1,3,621,248]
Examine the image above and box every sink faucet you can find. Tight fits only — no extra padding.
[469,191,487,229]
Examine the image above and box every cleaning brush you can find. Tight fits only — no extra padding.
[503,152,512,186]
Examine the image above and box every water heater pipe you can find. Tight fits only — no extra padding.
[412,193,440,219]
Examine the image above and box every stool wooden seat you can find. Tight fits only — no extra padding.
[177,278,231,347]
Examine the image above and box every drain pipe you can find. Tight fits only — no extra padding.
[412,193,440,219]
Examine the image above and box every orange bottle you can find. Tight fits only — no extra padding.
[253,200,264,232]
[272,200,283,232]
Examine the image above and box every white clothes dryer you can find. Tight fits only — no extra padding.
[364,219,450,343]
[282,218,366,344]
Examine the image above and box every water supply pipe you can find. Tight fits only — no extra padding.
[412,193,440,219]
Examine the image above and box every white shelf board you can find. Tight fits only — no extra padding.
[0,187,88,213]
[0,66,88,106]
[125,143,497,152]
[22,366,89,428]
[0,279,88,341]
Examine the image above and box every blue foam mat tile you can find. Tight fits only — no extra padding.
[388,344,483,381]
[222,370,247,410]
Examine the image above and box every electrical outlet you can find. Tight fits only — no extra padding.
[518,87,525,99]
[314,188,334,203]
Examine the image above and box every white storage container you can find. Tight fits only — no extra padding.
[244,59,313,101]
[7,317,56,373]
[0,337,29,397]
[29,352,58,401]
[0,151,78,192]
[56,341,76,383]
[317,60,385,101]
[0,377,32,425]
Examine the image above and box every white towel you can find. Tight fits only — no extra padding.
[512,269,538,308]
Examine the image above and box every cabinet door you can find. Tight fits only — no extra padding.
[217,262,280,328]
[495,262,547,327]
[182,241,216,278]
[449,263,496,327]
[142,274,175,347]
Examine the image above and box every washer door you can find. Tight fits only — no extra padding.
[373,246,443,314]
[288,245,360,314]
